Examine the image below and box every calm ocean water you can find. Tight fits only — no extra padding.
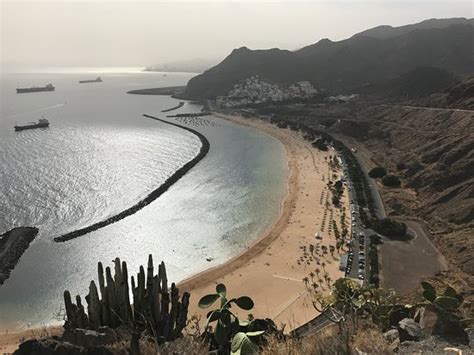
[0,68,288,330]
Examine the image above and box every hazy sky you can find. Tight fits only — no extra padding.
[1,0,472,69]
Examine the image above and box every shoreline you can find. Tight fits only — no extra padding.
[178,114,296,290]
[180,113,348,330]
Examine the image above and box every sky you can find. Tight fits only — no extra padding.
[1,0,472,69]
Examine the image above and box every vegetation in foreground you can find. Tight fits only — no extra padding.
[13,254,473,355]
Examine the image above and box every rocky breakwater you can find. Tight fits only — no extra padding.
[0,227,39,285]
[54,114,210,242]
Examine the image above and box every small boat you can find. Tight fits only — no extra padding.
[14,118,49,131]
[79,77,102,84]
[16,83,55,94]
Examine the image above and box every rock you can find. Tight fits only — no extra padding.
[467,328,474,347]
[62,328,116,348]
[14,338,84,354]
[388,338,400,353]
[383,329,399,343]
[398,318,423,341]
[432,315,469,344]
[398,335,473,354]
[14,337,115,355]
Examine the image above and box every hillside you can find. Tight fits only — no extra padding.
[247,76,473,296]
[345,101,474,281]
[356,67,460,100]
[352,17,474,40]
[416,76,474,110]
[185,18,473,99]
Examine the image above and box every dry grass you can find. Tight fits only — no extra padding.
[262,322,392,355]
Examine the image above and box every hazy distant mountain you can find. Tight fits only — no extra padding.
[185,18,474,99]
[352,17,474,40]
[144,58,217,73]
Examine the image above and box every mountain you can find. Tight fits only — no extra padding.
[357,67,460,100]
[185,18,474,99]
[144,58,218,74]
[352,17,474,40]
[416,76,474,110]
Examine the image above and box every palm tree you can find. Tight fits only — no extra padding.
[302,276,309,285]
[326,276,332,288]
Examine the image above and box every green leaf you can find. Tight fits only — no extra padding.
[421,282,436,302]
[239,320,249,327]
[246,330,265,337]
[231,332,247,353]
[422,290,436,302]
[240,336,259,355]
[207,310,221,323]
[198,293,220,309]
[234,296,254,310]
[421,281,435,293]
[434,296,460,311]
[231,332,258,355]
[216,283,227,297]
[444,286,457,298]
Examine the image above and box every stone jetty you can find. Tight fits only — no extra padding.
[54,114,210,242]
[0,227,39,285]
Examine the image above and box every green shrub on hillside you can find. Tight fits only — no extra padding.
[382,174,401,187]
[312,139,328,151]
[371,218,407,237]
[368,167,387,178]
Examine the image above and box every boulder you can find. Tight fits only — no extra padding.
[14,337,114,355]
[61,328,117,348]
[383,329,400,343]
[14,338,84,355]
[398,318,423,341]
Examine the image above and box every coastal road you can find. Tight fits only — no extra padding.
[379,104,474,114]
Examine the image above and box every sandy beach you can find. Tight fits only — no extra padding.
[0,114,349,351]
[180,114,349,330]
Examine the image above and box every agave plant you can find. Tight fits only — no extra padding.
[198,283,263,354]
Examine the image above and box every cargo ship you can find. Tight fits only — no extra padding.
[79,77,102,83]
[14,118,49,131]
[16,83,55,94]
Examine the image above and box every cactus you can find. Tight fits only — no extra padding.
[62,254,189,344]
[86,281,101,328]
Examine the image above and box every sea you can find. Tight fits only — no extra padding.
[0,67,288,331]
